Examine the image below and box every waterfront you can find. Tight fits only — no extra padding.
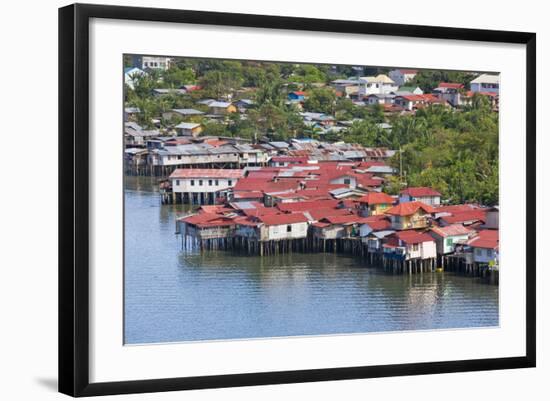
[124,177,499,344]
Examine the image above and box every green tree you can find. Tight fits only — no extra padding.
[303,88,336,114]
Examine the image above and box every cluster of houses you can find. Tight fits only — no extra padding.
[124,60,500,278]
[125,133,395,176]
[173,159,499,278]
[330,70,499,111]
[124,64,500,148]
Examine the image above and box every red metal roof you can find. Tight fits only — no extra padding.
[467,229,499,249]
[278,199,340,212]
[385,201,436,216]
[392,230,435,245]
[197,205,234,214]
[233,216,261,227]
[434,204,479,213]
[400,187,441,197]
[246,171,278,179]
[399,94,425,102]
[233,179,301,192]
[356,176,384,188]
[233,191,264,199]
[357,161,386,168]
[358,192,395,205]
[305,208,353,221]
[440,210,487,224]
[242,206,280,217]
[322,214,362,225]
[361,219,391,231]
[170,168,244,179]
[312,221,331,228]
[258,213,308,226]
[181,213,235,228]
[431,224,472,237]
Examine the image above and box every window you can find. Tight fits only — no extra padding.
[190,180,195,186]
[175,180,180,186]
[486,249,492,257]
[446,238,454,247]
[215,180,219,185]
[343,178,351,185]
[412,244,419,252]
[228,180,232,186]
[199,180,203,186]
[287,225,292,233]
[177,155,182,160]
[208,180,212,186]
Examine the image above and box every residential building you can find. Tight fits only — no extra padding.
[429,224,473,255]
[357,192,395,216]
[162,108,205,121]
[174,122,202,137]
[236,213,309,241]
[388,69,418,86]
[382,230,437,261]
[467,229,499,266]
[384,201,436,230]
[399,187,441,206]
[358,74,399,98]
[470,73,500,94]
[169,168,244,204]
[208,101,237,115]
[433,82,465,107]
[132,55,172,70]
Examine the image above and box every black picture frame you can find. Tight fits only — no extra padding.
[59,3,536,397]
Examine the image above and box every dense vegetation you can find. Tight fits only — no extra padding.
[124,57,499,205]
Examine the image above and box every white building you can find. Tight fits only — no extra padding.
[258,213,309,241]
[235,213,309,241]
[169,168,244,204]
[388,69,418,86]
[358,74,399,98]
[470,73,500,94]
[383,230,437,261]
[133,55,172,70]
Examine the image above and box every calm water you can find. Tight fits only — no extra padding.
[124,176,499,344]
